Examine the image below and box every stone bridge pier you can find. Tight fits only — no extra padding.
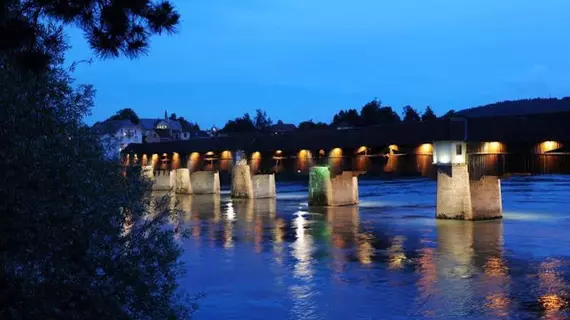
[144,167,220,195]
[231,150,277,199]
[434,141,502,220]
[308,166,359,206]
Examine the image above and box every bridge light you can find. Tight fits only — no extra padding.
[356,146,368,154]
[484,141,502,153]
[433,141,466,165]
[419,143,433,154]
[251,152,261,160]
[540,141,559,153]
[329,148,342,157]
[205,151,214,156]
[275,150,283,155]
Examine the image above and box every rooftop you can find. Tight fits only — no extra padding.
[139,118,182,131]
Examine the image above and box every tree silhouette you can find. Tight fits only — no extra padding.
[332,108,360,127]
[360,99,383,126]
[1,1,192,317]
[298,120,329,130]
[403,105,421,122]
[222,113,256,133]
[1,0,180,72]
[254,109,272,131]
[107,108,140,124]
[421,106,438,121]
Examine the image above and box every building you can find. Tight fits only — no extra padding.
[93,120,143,159]
[139,118,186,143]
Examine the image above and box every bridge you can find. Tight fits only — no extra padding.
[122,110,570,221]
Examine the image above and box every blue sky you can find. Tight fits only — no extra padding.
[66,0,570,128]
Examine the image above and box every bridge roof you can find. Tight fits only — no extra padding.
[123,119,464,154]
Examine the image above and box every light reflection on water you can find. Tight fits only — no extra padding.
[164,175,570,319]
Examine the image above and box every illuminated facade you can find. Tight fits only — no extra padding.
[95,120,143,160]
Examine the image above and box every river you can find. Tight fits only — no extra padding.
[169,175,570,319]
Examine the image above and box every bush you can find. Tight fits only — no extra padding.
[0,44,193,320]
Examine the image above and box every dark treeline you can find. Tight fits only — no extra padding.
[220,98,440,133]
[458,97,570,117]
[102,96,570,135]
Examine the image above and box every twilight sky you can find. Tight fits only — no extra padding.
[66,0,570,128]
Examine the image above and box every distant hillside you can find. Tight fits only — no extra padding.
[455,97,570,118]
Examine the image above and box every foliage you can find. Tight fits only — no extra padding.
[332,108,360,127]
[1,1,193,319]
[170,113,200,132]
[298,120,329,130]
[222,113,256,133]
[179,117,200,132]
[402,105,421,122]
[331,100,402,128]
[421,106,437,122]
[0,60,193,319]
[107,108,140,124]
[359,99,401,126]
[1,0,180,72]
[254,109,272,132]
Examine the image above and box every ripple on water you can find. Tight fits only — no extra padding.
[174,176,570,319]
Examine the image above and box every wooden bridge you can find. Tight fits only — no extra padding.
[123,111,570,178]
[122,110,570,221]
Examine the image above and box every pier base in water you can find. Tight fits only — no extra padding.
[153,170,175,191]
[175,168,193,195]
[231,164,276,199]
[191,171,220,194]
[308,167,359,206]
[436,165,502,220]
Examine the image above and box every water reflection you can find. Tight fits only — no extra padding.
[166,177,570,319]
[538,259,569,319]
[432,220,510,318]
[292,211,315,280]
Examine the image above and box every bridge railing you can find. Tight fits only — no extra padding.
[468,153,570,178]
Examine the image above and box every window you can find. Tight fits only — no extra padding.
[156,121,169,130]
[456,144,463,155]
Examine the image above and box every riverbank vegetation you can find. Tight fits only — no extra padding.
[1,0,195,318]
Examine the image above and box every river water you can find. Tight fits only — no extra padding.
[169,175,570,319]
